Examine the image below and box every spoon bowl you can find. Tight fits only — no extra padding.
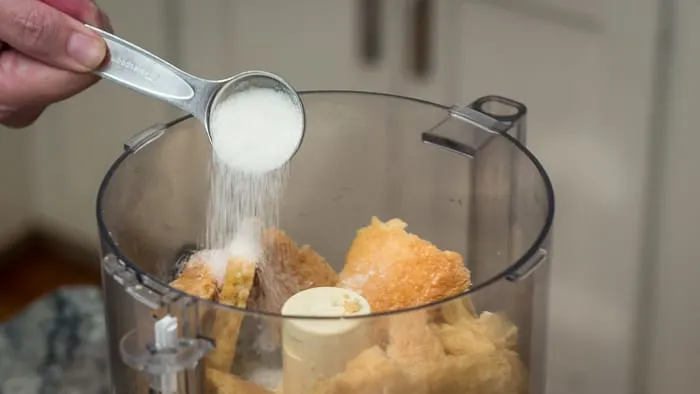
[208,71,306,146]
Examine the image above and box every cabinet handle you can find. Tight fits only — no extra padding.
[410,0,432,78]
[359,0,382,65]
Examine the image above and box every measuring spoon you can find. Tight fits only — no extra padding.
[85,25,305,167]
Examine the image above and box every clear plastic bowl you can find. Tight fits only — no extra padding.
[97,91,554,394]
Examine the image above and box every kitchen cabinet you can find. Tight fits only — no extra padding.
[178,0,401,92]
[444,2,658,394]
[388,2,658,391]
[645,1,700,392]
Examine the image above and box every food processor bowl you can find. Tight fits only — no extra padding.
[97,92,554,394]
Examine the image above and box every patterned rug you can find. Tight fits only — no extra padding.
[0,286,109,394]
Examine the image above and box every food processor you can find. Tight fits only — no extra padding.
[97,91,555,394]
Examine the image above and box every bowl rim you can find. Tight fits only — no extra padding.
[95,90,555,320]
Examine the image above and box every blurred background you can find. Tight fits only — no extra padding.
[0,0,697,393]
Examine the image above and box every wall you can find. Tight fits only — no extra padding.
[642,1,700,393]
[28,0,172,248]
[0,127,32,250]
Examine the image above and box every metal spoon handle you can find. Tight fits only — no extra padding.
[86,25,210,118]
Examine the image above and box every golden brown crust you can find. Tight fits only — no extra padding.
[265,227,337,293]
[170,218,527,393]
[169,261,218,300]
[386,310,445,369]
[205,368,273,394]
[168,253,257,373]
[207,256,257,373]
[338,217,471,312]
[314,306,528,394]
[248,228,337,313]
[296,243,338,289]
[313,346,412,394]
[418,350,528,394]
[219,257,257,308]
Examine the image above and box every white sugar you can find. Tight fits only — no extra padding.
[210,87,303,174]
[203,88,297,289]
[226,218,264,262]
[198,249,229,285]
[204,160,288,273]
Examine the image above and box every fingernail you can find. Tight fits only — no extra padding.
[67,32,106,70]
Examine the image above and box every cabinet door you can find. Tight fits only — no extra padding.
[445,2,658,394]
[392,1,660,393]
[177,0,400,92]
[645,2,700,393]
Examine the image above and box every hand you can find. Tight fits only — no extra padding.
[0,0,113,128]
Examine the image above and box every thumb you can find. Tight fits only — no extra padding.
[0,105,47,129]
[0,0,107,72]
